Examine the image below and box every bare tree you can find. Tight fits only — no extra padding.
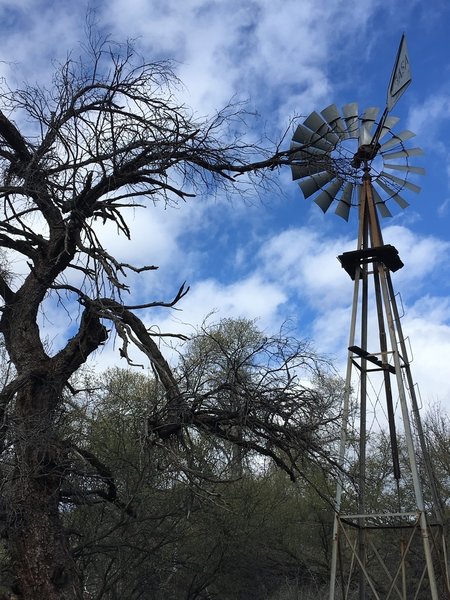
[0,31,325,600]
[166,318,342,482]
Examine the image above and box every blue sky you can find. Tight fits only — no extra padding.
[1,0,450,408]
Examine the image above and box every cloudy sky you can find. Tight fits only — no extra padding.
[1,0,450,411]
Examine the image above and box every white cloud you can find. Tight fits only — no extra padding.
[0,2,88,83]
[408,95,450,145]
[155,274,287,334]
[402,296,450,406]
[383,225,450,289]
[407,93,450,203]
[258,226,355,308]
[98,0,387,125]
[438,197,450,217]
[310,305,352,359]
[94,202,198,272]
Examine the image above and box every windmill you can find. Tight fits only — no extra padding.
[291,36,450,599]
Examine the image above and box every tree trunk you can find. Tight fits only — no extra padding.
[8,498,80,600]
[6,385,81,600]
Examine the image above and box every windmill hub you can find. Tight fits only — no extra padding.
[353,141,381,166]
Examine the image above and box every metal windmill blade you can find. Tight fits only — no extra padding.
[379,130,416,151]
[359,107,379,146]
[290,103,424,221]
[334,183,355,221]
[292,123,334,152]
[321,104,349,140]
[377,115,400,141]
[378,171,421,194]
[303,111,341,146]
[299,171,336,198]
[314,178,345,213]
[376,179,409,209]
[342,103,359,139]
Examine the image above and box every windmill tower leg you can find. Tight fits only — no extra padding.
[328,175,449,600]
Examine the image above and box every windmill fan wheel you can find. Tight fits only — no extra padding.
[291,103,424,221]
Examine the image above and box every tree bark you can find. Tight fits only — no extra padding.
[6,383,81,600]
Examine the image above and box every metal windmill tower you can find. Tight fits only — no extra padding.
[290,36,449,599]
